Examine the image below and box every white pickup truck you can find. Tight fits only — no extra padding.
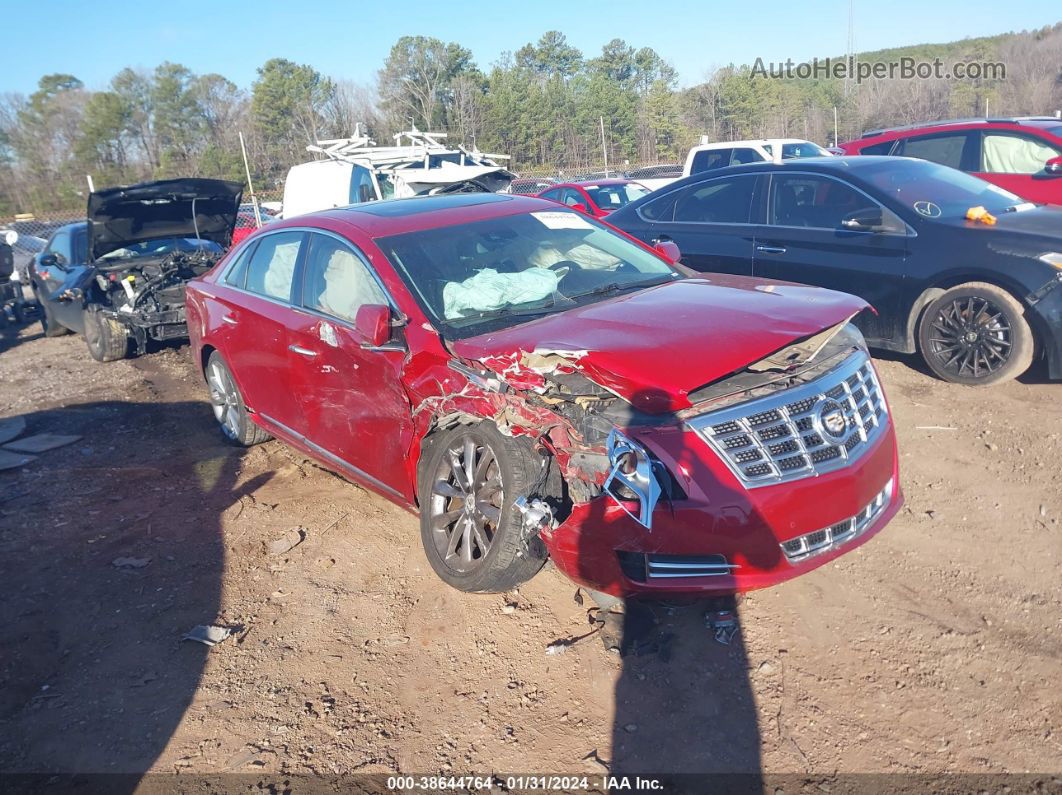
[636,137,832,191]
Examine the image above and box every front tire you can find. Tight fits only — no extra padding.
[418,422,548,593]
[83,305,129,362]
[205,351,271,446]
[918,282,1033,386]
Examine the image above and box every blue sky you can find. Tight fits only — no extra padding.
[2,0,1059,95]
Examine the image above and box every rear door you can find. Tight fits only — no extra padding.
[645,173,760,276]
[214,230,307,436]
[286,231,415,501]
[974,130,1062,205]
[752,172,909,344]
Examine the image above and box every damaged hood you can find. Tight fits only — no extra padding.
[87,178,243,261]
[453,276,868,414]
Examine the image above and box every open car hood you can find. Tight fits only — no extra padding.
[453,276,869,414]
[87,178,243,261]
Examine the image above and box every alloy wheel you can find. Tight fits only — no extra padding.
[428,434,504,573]
[207,361,241,440]
[926,296,1012,379]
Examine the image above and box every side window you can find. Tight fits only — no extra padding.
[349,166,377,204]
[560,189,583,207]
[895,133,968,169]
[223,241,258,288]
[673,176,756,224]
[981,133,1061,174]
[690,148,732,174]
[301,233,387,323]
[638,191,679,222]
[770,175,885,229]
[72,227,88,263]
[47,230,72,263]
[540,189,563,202]
[244,231,303,301]
[860,140,895,155]
[730,147,763,165]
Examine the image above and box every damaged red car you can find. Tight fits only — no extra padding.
[186,193,902,597]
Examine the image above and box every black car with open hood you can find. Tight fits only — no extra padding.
[29,178,243,362]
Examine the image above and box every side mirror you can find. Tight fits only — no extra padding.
[653,240,682,263]
[354,303,391,348]
[841,207,885,231]
[1045,155,1062,175]
[570,202,589,214]
[39,253,61,269]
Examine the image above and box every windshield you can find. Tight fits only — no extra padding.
[858,158,1028,219]
[378,209,680,337]
[583,183,649,210]
[98,237,224,261]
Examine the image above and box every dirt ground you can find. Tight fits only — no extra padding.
[1,318,1060,780]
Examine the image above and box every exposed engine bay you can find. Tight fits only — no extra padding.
[93,249,224,349]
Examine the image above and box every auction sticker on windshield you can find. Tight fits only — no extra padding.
[531,211,593,229]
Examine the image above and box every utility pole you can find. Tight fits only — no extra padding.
[600,116,609,177]
[834,106,839,147]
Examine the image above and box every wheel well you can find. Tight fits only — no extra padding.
[199,344,216,380]
[907,276,1036,354]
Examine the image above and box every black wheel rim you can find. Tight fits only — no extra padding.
[927,296,1012,379]
[428,434,503,574]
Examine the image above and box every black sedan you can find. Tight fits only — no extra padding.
[609,156,1062,386]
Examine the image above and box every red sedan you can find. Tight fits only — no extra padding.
[538,179,650,218]
[186,194,901,597]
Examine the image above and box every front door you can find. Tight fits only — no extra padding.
[286,231,415,502]
[37,225,90,332]
[974,131,1062,206]
[752,172,909,345]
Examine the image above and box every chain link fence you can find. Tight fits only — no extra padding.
[0,159,682,278]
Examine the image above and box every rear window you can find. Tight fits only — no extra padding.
[859,141,895,155]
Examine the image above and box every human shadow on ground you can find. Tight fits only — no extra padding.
[0,398,271,786]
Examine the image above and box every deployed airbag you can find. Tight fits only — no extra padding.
[443,267,559,319]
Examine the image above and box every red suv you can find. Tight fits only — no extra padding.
[186,194,901,597]
[838,117,1062,205]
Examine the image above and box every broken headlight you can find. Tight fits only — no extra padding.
[604,429,662,530]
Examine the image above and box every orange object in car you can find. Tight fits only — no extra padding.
[966,205,997,225]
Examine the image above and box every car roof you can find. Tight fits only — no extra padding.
[270,193,559,238]
[552,179,637,188]
[691,138,811,150]
[854,116,1062,141]
[671,155,898,181]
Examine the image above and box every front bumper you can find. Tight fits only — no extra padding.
[1027,273,1062,380]
[541,410,902,598]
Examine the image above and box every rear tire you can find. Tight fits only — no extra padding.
[917,282,1033,386]
[418,422,548,593]
[205,351,271,446]
[38,291,70,337]
[83,305,129,362]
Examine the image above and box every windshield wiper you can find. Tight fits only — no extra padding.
[564,275,677,301]
[454,300,561,324]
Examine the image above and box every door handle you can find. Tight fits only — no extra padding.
[221,314,238,326]
[651,235,673,244]
[755,245,787,254]
[288,344,318,357]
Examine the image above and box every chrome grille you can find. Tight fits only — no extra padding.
[646,554,739,579]
[687,352,888,488]
[781,479,893,564]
